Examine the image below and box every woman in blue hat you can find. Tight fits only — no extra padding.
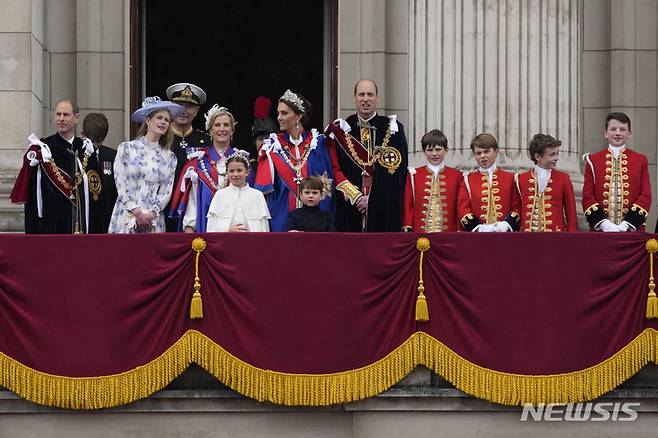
[108,97,184,233]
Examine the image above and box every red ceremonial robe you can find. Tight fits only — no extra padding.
[402,165,461,232]
[515,169,578,232]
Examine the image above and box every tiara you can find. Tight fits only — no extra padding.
[204,104,238,131]
[226,149,252,169]
[280,89,305,113]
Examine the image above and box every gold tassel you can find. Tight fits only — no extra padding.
[190,238,207,319]
[648,292,658,319]
[415,237,431,322]
[416,284,429,322]
[190,290,203,319]
[645,239,658,319]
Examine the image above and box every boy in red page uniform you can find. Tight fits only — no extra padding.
[582,112,651,231]
[458,133,520,232]
[515,133,578,232]
[402,129,461,232]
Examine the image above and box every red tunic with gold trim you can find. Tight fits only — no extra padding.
[515,169,578,232]
[402,165,462,232]
[582,148,651,230]
[457,168,520,231]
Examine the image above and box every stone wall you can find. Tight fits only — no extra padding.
[0,0,127,176]
[582,0,658,227]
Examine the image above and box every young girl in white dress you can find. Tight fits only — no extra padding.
[206,152,270,232]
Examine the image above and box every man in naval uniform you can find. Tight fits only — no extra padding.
[324,79,408,232]
[164,82,211,232]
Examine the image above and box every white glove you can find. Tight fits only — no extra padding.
[599,219,621,232]
[474,224,495,232]
[493,221,511,232]
[618,221,634,232]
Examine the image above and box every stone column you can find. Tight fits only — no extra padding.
[0,0,45,173]
[0,0,46,230]
[75,0,127,148]
[338,0,410,124]
[408,0,580,176]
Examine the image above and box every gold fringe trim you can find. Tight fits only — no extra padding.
[2,329,658,409]
[191,330,418,406]
[0,334,193,409]
[417,329,657,406]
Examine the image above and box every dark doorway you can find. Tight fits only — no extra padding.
[136,0,333,157]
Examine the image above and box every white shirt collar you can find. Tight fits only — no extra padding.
[426,162,445,176]
[534,165,551,179]
[478,163,497,183]
[357,112,377,123]
[534,165,551,193]
[59,133,75,144]
[608,144,626,159]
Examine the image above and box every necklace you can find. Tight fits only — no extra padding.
[281,145,312,184]
[198,152,222,191]
[278,135,312,184]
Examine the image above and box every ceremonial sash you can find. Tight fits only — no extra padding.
[196,149,223,194]
[325,122,373,175]
[11,144,76,206]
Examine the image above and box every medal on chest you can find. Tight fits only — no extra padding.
[87,170,102,201]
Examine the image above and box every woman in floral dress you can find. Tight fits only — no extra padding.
[108,97,183,233]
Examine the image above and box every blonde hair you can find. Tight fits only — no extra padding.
[206,107,237,132]
[136,109,174,150]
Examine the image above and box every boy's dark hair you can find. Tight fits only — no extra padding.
[300,176,324,191]
[527,133,561,164]
[470,133,498,151]
[605,112,631,131]
[82,113,108,143]
[421,129,448,151]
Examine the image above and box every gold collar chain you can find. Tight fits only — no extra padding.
[345,125,392,168]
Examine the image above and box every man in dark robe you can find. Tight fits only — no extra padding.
[12,99,84,234]
[164,82,211,231]
[326,79,408,232]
